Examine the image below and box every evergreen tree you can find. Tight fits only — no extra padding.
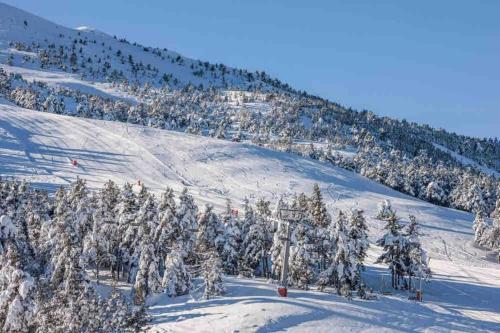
[196,204,221,253]
[473,213,487,245]
[289,224,314,289]
[309,184,330,228]
[161,248,191,297]
[129,193,159,285]
[376,199,396,221]
[218,200,241,275]
[482,216,500,251]
[240,211,270,277]
[404,215,431,290]
[0,244,36,332]
[348,208,369,288]
[375,211,408,289]
[154,188,178,266]
[115,183,138,280]
[333,211,357,296]
[317,211,348,293]
[134,239,162,305]
[176,188,198,261]
[202,250,225,299]
[270,197,287,279]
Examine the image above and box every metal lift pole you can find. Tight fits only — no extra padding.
[280,222,292,288]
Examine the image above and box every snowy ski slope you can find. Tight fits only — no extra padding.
[1,103,499,332]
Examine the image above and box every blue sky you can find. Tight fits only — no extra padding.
[5,0,499,138]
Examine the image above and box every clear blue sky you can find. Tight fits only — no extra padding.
[5,0,500,138]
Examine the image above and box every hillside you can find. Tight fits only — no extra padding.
[1,1,499,221]
[1,102,499,331]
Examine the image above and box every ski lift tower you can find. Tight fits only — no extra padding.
[276,208,304,297]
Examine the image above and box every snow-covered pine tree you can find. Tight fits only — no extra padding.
[375,210,408,289]
[196,204,222,253]
[161,247,191,297]
[317,210,347,292]
[309,184,330,228]
[239,197,254,245]
[348,208,369,288]
[202,250,225,299]
[5,181,37,272]
[425,181,446,205]
[255,198,272,217]
[404,215,431,290]
[473,213,487,246]
[154,187,179,267]
[0,215,16,254]
[240,209,271,277]
[88,180,120,280]
[270,197,287,279]
[66,177,93,246]
[308,185,331,272]
[482,214,500,251]
[83,205,110,284]
[289,224,315,290]
[23,187,51,271]
[0,243,36,332]
[218,199,241,275]
[376,199,396,221]
[134,239,162,305]
[333,211,357,296]
[115,183,139,281]
[47,188,89,291]
[129,193,159,284]
[176,188,198,261]
[102,286,131,332]
[136,183,150,207]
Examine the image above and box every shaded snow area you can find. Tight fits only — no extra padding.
[432,143,500,178]
[1,103,499,332]
[148,268,499,333]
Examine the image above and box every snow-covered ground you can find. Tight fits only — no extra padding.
[146,266,499,333]
[1,103,499,332]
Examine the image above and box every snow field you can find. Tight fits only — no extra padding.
[1,103,499,332]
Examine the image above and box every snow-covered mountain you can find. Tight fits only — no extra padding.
[0,2,499,332]
[0,2,294,91]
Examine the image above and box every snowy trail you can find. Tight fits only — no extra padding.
[1,103,499,332]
